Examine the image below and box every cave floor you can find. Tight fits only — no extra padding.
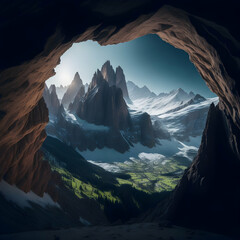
[0,222,233,240]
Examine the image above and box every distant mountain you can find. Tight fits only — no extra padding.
[159,97,218,141]
[61,72,83,108]
[44,63,216,162]
[56,85,68,100]
[68,85,85,113]
[43,84,60,116]
[76,69,132,130]
[193,94,206,103]
[101,61,116,86]
[169,88,193,102]
[127,81,157,100]
[129,84,218,141]
[84,83,89,92]
[45,69,165,153]
[130,88,198,116]
[101,61,130,102]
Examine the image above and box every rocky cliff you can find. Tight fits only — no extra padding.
[101,61,116,86]
[101,61,130,101]
[68,85,85,113]
[139,113,155,148]
[164,103,240,232]
[76,70,132,130]
[43,84,60,116]
[127,81,157,100]
[61,72,83,108]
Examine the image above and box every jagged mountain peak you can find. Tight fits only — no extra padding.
[43,84,60,116]
[101,60,115,86]
[189,91,195,98]
[49,84,57,94]
[115,66,130,101]
[68,85,85,113]
[75,67,131,130]
[116,65,123,71]
[171,88,186,94]
[61,72,84,108]
[127,81,157,100]
[193,94,206,102]
[89,70,107,90]
[100,61,130,101]
[72,72,83,85]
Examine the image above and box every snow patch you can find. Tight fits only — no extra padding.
[138,152,165,162]
[175,141,198,161]
[64,111,109,131]
[88,160,121,172]
[0,180,60,209]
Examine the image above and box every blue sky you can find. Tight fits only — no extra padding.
[47,34,215,97]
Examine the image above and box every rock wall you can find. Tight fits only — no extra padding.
[165,103,240,232]
[0,1,239,227]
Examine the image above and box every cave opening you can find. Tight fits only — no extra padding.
[41,34,217,223]
[0,2,239,237]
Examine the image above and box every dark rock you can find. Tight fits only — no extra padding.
[115,66,131,102]
[139,112,155,147]
[0,1,239,233]
[164,103,240,233]
[101,60,116,86]
[101,61,130,101]
[77,70,131,130]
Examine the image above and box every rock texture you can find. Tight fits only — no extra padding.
[115,66,130,102]
[101,61,116,86]
[43,84,60,116]
[139,113,155,147]
[76,70,131,130]
[101,61,130,101]
[61,72,83,108]
[0,0,239,232]
[54,113,130,153]
[68,85,85,113]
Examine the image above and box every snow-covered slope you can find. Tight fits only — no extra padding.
[129,86,218,141]
[159,97,219,140]
[129,88,198,116]
[127,81,157,100]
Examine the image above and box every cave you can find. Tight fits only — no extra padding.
[0,0,239,238]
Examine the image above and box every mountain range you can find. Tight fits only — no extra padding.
[37,60,218,228]
[44,61,218,165]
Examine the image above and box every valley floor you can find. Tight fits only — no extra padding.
[0,223,234,240]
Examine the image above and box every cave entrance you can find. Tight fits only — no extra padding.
[0,1,238,234]
[42,34,217,222]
